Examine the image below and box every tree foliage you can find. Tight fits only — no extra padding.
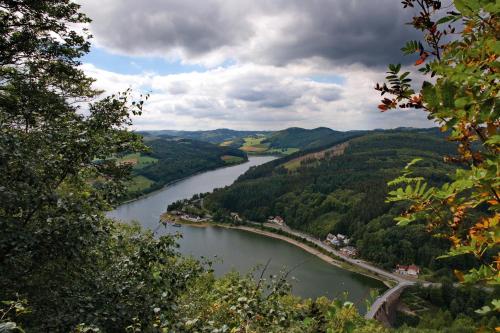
[122,137,247,200]
[205,130,461,273]
[377,0,499,287]
[0,1,388,332]
[0,0,193,331]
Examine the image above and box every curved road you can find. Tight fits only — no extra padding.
[256,223,417,320]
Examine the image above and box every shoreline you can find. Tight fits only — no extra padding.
[162,215,394,288]
[230,226,344,268]
[115,157,252,206]
[226,225,394,288]
[116,154,281,206]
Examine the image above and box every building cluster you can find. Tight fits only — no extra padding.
[170,211,207,223]
[230,212,243,222]
[268,216,285,226]
[394,264,420,277]
[339,246,358,257]
[325,233,350,247]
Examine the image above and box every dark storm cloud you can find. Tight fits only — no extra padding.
[264,0,421,66]
[81,0,421,67]
[82,0,254,57]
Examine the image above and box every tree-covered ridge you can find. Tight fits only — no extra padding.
[205,129,462,274]
[262,127,362,151]
[142,127,362,156]
[141,128,271,145]
[120,136,247,200]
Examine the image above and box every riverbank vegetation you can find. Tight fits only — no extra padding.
[119,136,247,201]
[100,136,249,202]
[205,129,461,277]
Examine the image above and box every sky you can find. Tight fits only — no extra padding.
[78,0,434,131]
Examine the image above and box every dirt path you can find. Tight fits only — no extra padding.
[231,226,343,268]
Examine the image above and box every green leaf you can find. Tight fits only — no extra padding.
[455,97,471,109]
[401,40,419,54]
[422,81,439,108]
[454,0,478,14]
[436,16,455,25]
[486,135,500,145]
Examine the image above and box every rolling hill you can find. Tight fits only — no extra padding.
[262,127,363,150]
[118,136,247,200]
[139,128,270,146]
[204,128,467,276]
[143,127,365,156]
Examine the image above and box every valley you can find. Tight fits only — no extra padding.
[4,1,498,331]
[110,155,387,306]
[113,126,498,330]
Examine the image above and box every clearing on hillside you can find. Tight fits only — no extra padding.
[221,155,245,164]
[117,153,158,170]
[283,142,349,171]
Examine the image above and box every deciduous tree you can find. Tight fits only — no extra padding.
[378,0,499,300]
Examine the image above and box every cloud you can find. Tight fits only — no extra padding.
[80,0,421,68]
[81,62,432,131]
[77,0,437,131]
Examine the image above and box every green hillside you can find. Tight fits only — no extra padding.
[141,127,363,156]
[120,136,247,200]
[205,129,467,276]
[140,128,270,146]
[262,127,362,150]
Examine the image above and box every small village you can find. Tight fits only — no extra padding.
[393,264,420,277]
[166,204,421,278]
[161,210,211,227]
[324,232,358,258]
[323,233,420,277]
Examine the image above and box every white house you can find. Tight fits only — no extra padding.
[325,233,350,247]
[340,246,358,257]
[394,264,420,277]
[230,212,242,222]
[271,216,285,226]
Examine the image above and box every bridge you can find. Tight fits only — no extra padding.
[364,281,414,325]
[253,223,418,326]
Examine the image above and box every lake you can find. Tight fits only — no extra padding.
[110,156,385,308]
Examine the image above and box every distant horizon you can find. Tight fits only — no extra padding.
[135,125,440,133]
[79,0,434,131]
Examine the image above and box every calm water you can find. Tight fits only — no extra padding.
[110,156,385,307]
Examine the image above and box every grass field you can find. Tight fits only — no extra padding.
[239,136,302,155]
[221,155,245,164]
[117,153,158,170]
[240,136,270,153]
[126,175,155,193]
[219,140,234,147]
[267,148,299,155]
[242,136,266,146]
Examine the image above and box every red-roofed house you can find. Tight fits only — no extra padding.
[395,264,420,277]
[271,216,285,226]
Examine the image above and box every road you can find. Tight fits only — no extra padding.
[364,281,414,319]
[259,223,412,284]
[252,222,419,320]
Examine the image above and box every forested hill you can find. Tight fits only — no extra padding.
[119,136,247,200]
[140,128,270,145]
[262,127,363,150]
[141,127,367,155]
[205,129,469,276]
